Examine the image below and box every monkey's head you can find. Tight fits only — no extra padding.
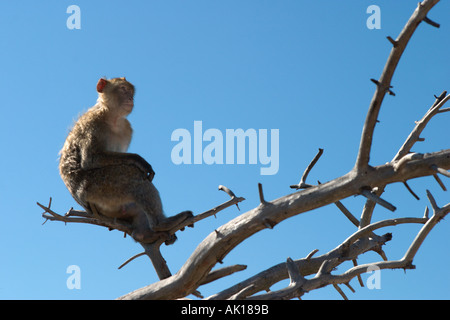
[96,77,135,116]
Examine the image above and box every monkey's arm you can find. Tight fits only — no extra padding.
[87,151,155,181]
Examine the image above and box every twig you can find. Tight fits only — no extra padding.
[423,207,429,219]
[258,183,266,205]
[290,148,323,189]
[402,191,450,262]
[200,265,247,286]
[432,174,447,191]
[393,153,424,172]
[394,92,449,161]
[306,249,319,261]
[423,16,440,28]
[333,284,348,300]
[386,36,398,47]
[403,181,420,200]
[318,180,361,227]
[360,188,396,212]
[344,282,355,293]
[431,165,450,178]
[118,252,146,269]
[352,259,364,287]
[218,185,242,211]
[437,107,450,113]
[334,200,360,227]
[37,199,133,233]
[286,257,305,286]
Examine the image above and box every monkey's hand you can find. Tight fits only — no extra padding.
[130,154,155,182]
[140,160,155,182]
[146,164,155,181]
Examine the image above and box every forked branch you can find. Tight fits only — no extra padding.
[355,0,440,172]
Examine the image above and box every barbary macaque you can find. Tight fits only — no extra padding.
[59,77,192,243]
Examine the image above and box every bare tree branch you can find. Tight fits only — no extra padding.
[40,0,448,300]
[237,194,447,300]
[360,91,449,228]
[115,0,448,300]
[355,0,440,172]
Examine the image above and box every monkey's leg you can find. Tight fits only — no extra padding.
[141,242,172,280]
[152,210,193,232]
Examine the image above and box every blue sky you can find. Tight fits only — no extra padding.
[0,1,449,299]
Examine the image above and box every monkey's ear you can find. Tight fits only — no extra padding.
[96,78,108,93]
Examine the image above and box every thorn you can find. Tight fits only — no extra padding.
[352,260,364,287]
[333,284,348,300]
[386,36,398,47]
[291,148,323,190]
[286,257,301,285]
[432,174,447,191]
[360,188,397,212]
[218,185,236,198]
[426,189,438,212]
[370,78,395,96]
[306,249,319,261]
[423,207,429,219]
[263,218,276,229]
[344,282,355,293]
[435,91,447,101]
[258,183,267,205]
[423,16,440,28]
[403,181,420,200]
[431,165,450,178]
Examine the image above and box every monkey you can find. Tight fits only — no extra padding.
[59,77,192,243]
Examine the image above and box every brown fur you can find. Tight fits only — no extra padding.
[59,77,191,242]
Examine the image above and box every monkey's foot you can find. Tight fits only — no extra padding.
[131,229,177,246]
[164,234,177,246]
[153,210,194,232]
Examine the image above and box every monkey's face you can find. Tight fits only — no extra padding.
[116,84,135,114]
[97,78,136,116]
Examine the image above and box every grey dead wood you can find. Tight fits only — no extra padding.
[39,0,449,300]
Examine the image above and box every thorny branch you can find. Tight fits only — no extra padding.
[39,0,449,300]
[37,185,245,280]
